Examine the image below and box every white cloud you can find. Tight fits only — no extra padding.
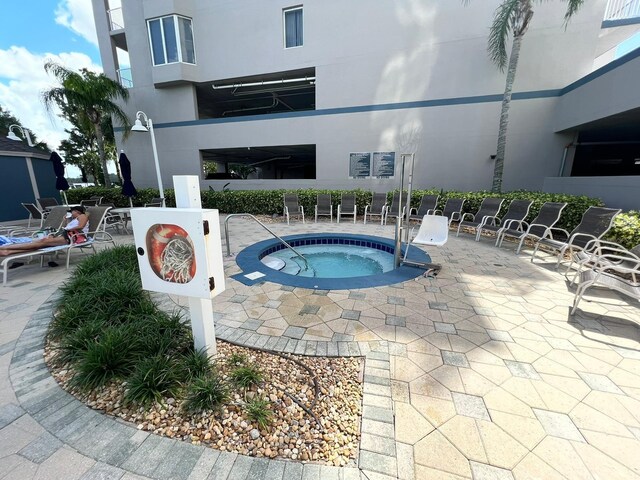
[0,46,102,151]
[55,0,99,47]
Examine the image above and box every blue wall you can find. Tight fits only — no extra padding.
[0,155,36,222]
[31,157,60,204]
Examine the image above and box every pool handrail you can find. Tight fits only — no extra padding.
[224,214,309,270]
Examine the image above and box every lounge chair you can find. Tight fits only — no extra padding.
[80,199,99,207]
[456,198,504,237]
[337,193,357,223]
[12,206,68,237]
[101,203,130,234]
[384,192,409,225]
[409,194,439,222]
[402,215,449,276]
[567,240,640,285]
[314,194,333,222]
[570,250,640,315]
[496,202,567,253]
[283,193,305,224]
[1,206,115,285]
[144,202,162,208]
[438,198,465,226]
[21,203,46,228]
[475,199,533,242]
[37,197,59,210]
[364,192,388,225]
[530,206,621,268]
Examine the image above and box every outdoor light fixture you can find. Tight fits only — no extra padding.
[7,124,35,147]
[131,111,164,206]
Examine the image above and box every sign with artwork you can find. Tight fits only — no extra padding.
[373,152,396,177]
[130,208,225,299]
[349,152,371,178]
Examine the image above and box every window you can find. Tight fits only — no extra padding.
[283,7,303,48]
[147,15,196,66]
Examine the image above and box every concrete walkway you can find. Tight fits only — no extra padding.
[1,218,639,479]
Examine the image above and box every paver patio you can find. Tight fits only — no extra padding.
[1,217,639,479]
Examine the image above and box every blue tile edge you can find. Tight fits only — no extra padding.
[234,233,431,289]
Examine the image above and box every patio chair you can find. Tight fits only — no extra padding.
[475,199,533,242]
[14,205,67,236]
[89,195,104,205]
[402,215,449,276]
[570,251,640,315]
[101,203,129,234]
[409,194,439,222]
[37,197,59,210]
[21,203,46,228]
[456,198,504,237]
[80,199,99,207]
[496,202,567,253]
[531,206,621,268]
[1,206,115,285]
[437,198,465,226]
[337,193,357,223]
[283,193,305,224]
[384,192,409,225]
[364,192,388,225]
[567,240,640,285]
[314,194,333,222]
[144,201,162,208]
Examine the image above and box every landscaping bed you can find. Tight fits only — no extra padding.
[44,246,363,466]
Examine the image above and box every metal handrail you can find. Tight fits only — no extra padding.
[224,214,309,270]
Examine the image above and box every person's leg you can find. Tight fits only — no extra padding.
[0,236,67,255]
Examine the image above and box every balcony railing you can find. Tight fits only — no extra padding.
[604,0,640,21]
[117,68,133,88]
[108,7,124,31]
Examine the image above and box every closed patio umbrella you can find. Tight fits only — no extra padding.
[50,151,69,205]
[119,151,137,207]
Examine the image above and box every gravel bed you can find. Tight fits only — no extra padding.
[45,340,363,466]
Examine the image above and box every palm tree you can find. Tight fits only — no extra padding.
[42,61,130,188]
[468,0,584,192]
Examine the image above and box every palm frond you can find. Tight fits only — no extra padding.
[564,0,585,24]
[488,0,520,71]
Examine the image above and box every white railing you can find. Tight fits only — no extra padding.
[604,0,640,21]
[108,7,124,30]
[117,68,133,88]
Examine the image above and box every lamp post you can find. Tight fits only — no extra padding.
[7,124,35,147]
[131,111,165,206]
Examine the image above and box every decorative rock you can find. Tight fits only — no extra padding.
[250,429,260,440]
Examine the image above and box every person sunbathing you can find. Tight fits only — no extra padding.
[0,206,90,257]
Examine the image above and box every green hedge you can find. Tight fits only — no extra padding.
[606,211,640,250]
[67,187,608,234]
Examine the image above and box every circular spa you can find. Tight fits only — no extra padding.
[235,234,432,289]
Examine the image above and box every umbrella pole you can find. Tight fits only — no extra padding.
[129,197,133,208]
[61,190,69,206]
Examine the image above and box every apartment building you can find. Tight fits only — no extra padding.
[91,0,640,208]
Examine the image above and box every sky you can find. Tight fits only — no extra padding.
[0,0,102,152]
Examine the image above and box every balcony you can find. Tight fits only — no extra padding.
[117,68,133,88]
[603,0,640,27]
[108,7,124,31]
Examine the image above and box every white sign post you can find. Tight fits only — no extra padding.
[130,176,225,356]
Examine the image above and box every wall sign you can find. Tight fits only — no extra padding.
[349,152,371,178]
[373,152,396,177]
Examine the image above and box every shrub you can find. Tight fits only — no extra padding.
[71,325,139,391]
[182,375,228,414]
[137,312,193,357]
[57,318,107,364]
[226,352,248,367]
[230,364,263,389]
[125,355,181,406]
[245,397,272,429]
[178,349,214,382]
[607,211,640,250]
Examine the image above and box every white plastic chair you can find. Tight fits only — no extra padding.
[402,215,449,276]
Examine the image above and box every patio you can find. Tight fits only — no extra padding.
[1,217,639,479]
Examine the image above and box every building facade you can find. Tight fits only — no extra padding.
[91,0,640,209]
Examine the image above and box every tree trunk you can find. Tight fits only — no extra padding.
[492,33,524,193]
[80,167,88,183]
[94,122,112,188]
